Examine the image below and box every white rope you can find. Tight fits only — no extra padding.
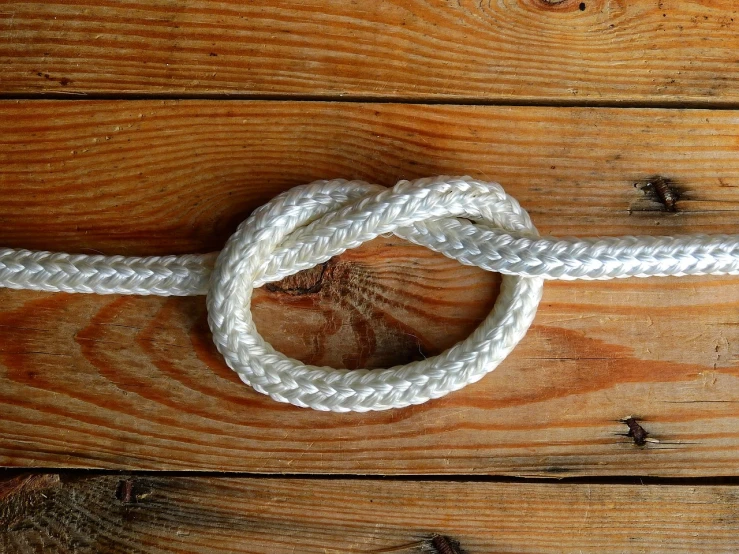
[1,176,738,411]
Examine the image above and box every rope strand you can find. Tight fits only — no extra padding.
[1,176,737,411]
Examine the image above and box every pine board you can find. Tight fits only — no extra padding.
[0,101,738,476]
[1,1,739,102]
[2,473,739,553]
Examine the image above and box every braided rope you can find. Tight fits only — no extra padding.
[1,176,738,411]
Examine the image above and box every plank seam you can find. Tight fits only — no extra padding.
[4,92,739,110]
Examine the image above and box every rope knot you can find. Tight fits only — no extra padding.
[207,176,544,412]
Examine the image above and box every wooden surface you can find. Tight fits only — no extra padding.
[2,100,739,256]
[0,101,737,476]
[3,473,739,553]
[3,1,739,551]
[2,1,739,103]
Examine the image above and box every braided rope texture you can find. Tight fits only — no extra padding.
[1,176,738,411]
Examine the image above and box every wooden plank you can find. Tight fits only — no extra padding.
[2,473,739,553]
[2,1,739,102]
[0,101,738,475]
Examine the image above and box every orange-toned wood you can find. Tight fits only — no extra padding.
[0,101,737,475]
[1,1,739,102]
[1,100,738,256]
[3,473,739,553]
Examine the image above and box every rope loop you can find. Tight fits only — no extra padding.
[207,176,544,411]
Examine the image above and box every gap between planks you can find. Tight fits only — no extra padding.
[8,92,739,112]
[6,468,739,486]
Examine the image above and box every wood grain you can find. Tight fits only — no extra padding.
[2,1,739,102]
[2,473,739,553]
[0,101,738,475]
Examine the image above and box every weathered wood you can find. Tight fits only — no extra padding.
[2,100,738,256]
[2,1,739,102]
[2,473,739,553]
[0,101,738,475]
